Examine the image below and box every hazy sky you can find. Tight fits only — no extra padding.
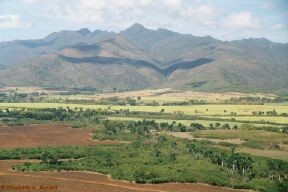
[0,0,287,43]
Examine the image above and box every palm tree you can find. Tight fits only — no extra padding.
[169,153,176,161]
[268,159,285,181]
[228,153,239,174]
[105,153,112,167]
[154,150,161,157]
[220,153,229,167]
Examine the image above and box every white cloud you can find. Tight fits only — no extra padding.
[48,0,162,26]
[24,0,55,4]
[1,0,286,43]
[181,4,219,26]
[45,1,264,35]
[24,0,40,3]
[224,11,261,29]
[50,0,104,24]
[0,15,30,29]
[24,0,63,4]
[164,0,182,9]
[113,0,138,9]
[78,0,105,10]
[35,1,263,34]
[271,24,286,30]
[262,2,273,9]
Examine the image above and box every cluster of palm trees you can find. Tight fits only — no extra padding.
[103,119,215,138]
[186,143,253,178]
[103,119,160,137]
[267,159,286,181]
[126,120,204,136]
[2,107,117,121]
[103,120,125,135]
[128,120,158,137]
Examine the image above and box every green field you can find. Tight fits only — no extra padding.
[191,129,288,144]
[0,102,287,115]
[189,129,288,160]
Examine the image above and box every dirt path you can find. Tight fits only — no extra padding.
[0,160,249,192]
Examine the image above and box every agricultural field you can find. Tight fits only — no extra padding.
[191,130,288,144]
[0,102,287,116]
[47,88,274,101]
[0,89,287,192]
[0,124,120,149]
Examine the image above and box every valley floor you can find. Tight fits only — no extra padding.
[0,123,248,192]
[0,88,287,192]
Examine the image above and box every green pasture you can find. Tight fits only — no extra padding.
[192,129,288,160]
[191,129,288,144]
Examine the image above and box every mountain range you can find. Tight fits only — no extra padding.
[0,23,287,93]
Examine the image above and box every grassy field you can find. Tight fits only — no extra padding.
[0,103,287,116]
[191,130,288,144]
[191,129,288,160]
[204,115,288,124]
[236,148,288,161]
[167,132,288,160]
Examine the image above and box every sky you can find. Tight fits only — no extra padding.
[0,0,287,43]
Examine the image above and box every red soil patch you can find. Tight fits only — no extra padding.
[0,124,120,149]
[0,160,248,192]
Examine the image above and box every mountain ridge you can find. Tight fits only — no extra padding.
[0,23,287,94]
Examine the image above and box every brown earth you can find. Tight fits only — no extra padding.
[0,160,249,192]
[0,124,121,149]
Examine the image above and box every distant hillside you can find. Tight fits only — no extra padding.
[0,23,287,94]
